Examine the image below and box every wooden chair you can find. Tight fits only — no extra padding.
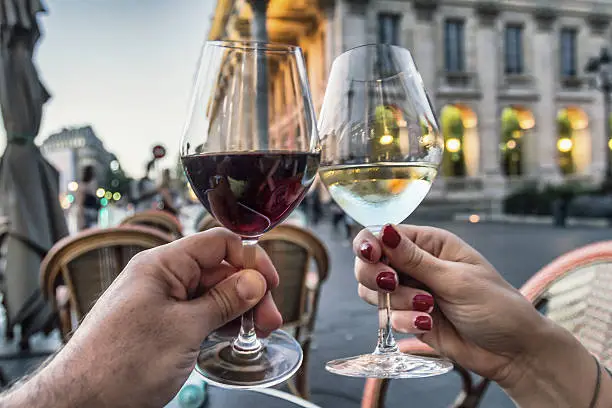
[120,210,183,240]
[362,240,612,408]
[197,213,220,233]
[259,224,329,400]
[40,226,172,341]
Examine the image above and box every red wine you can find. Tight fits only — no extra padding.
[182,151,320,237]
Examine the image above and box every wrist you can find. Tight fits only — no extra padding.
[501,316,595,407]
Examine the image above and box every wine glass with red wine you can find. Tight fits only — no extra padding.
[181,41,320,389]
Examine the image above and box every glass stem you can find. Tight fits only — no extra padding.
[232,239,263,355]
[368,227,398,356]
[374,291,399,354]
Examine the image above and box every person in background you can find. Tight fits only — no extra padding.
[134,161,158,213]
[157,169,179,216]
[76,165,100,230]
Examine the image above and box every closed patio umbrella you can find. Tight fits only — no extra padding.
[0,0,68,344]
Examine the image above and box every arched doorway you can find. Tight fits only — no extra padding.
[557,107,590,175]
[500,106,535,177]
[440,104,478,177]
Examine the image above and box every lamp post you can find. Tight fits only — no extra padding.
[586,47,612,187]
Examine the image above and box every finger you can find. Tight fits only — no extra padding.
[160,227,244,270]
[358,284,434,313]
[355,259,397,292]
[191,269,266,336]
[253,291,283,336]
[390,311,433,334]
[379,224,447,292]
[353,228,382,264]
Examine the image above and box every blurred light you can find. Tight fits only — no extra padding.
[104,191,113,200]
[100,198,108,207]
[66,194,75,204]
[565,107,589,130]
[187,183,198,203]
[60,194,71,210]
[420,133,435,147]
[557,138,573,153]
[445,138,461,153]
[516,108,535,130]
[112,192,121,201]
[67,181,79,192]
[506,140,517,150]
[397,119,407,127]
[379,134,394,145]
[111,179,119,188]
[469,214,480,223]
[608,139,612,150]
[110,160,120,172]
[96,188,106,198]
[512,130,522,139]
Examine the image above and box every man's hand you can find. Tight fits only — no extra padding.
[2,228,282,408]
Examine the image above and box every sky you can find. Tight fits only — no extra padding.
[4,0,216,177]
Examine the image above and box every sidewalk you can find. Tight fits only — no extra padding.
[453,212,611,228]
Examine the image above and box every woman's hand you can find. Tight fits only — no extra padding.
[354,224,551,386]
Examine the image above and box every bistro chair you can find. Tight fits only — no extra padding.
[259,224,329,400]
[362,240,612,408]
[40,226,171,342]
[197,213,220,233]
[120,210,183,240]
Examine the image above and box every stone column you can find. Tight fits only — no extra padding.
[586,15,610,183]
[339,0,369,51]
[411,1,438,109]
[532,8,561,182]
[476,4,504,193]
[248,0,269,149]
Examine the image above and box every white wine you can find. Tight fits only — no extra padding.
[319,163,437,230]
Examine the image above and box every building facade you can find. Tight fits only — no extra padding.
[41,126,116,193]
[209,0,612,200]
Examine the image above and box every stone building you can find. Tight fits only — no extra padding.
[40,126,116,193]
[209,0,612,201]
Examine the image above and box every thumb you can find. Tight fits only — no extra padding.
[193,269,266,335]
[380,225,446,292]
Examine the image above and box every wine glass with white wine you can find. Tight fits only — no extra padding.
[318,44,452,378]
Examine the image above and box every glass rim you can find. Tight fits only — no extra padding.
[331,43,415,82]
[206,40,301,53]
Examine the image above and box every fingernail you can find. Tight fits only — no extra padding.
[236,270,265,301]
[376,271,397,292]
[415,316,432,331]
[381,224,401,249]
[413,294,434,312]
[360,241,374,261]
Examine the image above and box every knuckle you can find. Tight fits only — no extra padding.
[207,286,234,324]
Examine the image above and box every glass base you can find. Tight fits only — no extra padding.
[195,330,303,389]
[325,352,453,379]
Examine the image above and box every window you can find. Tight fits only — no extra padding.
[378,13,400,45]
[504,25,524,74]
[444,19,465,72]
[560,28,577,77]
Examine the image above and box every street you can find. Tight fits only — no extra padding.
[2,219,612,407]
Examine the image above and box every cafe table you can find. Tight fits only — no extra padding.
[165,372,322,408]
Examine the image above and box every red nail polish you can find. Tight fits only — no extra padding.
[413,294,434,312]
[415,316,432,331]
[376,271,397,292]
[360,242,374,261]
[381,224,401,249]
